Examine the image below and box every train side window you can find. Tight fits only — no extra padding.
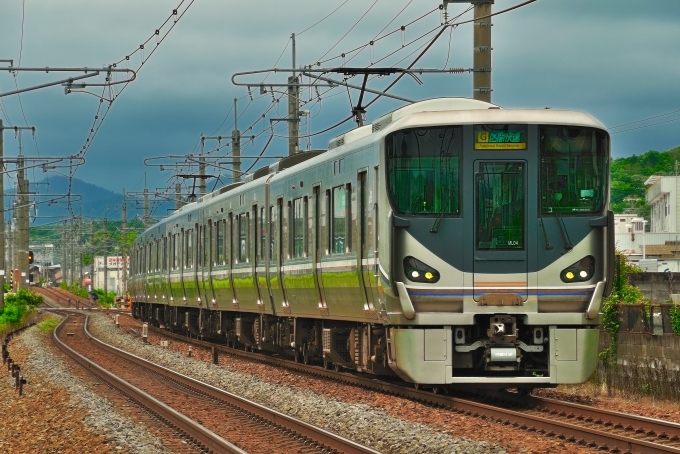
[208,222,214,267]
[346,184,352,253]
[199,224,205,267]
[313,187,320,255]
[259,207,266,262]
[325,189,331,255]
[252,206,259,264]
[186,229,193,269]
[269,205,278,263]
[293,198,304,258]
[239,213,249,263]
[332,185,347,254]
[162,236,167,272]
[216,220,224,265]
[157,239,161,271]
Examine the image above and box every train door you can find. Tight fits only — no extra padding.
[312,185,327,307]
[200,222,213,305]
[473,160,528,303]
[268,199,286,308]
[252,205,264,309]
[358,170,376,309]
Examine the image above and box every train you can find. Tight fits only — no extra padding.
[130,97,614,389]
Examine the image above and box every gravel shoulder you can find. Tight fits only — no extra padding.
[1,314,166,454]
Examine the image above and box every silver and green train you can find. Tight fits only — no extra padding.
[130,97,614,388]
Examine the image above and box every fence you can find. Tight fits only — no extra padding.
[616,303,677,335]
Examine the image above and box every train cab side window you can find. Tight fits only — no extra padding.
[386,126,462,216]
[332,185,347,254]
[539,126,609,215]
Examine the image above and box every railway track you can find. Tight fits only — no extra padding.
[50,310,380,454]
[34,286,96,309]
[142,319,680,454]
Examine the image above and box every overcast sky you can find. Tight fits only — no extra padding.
[1,0,679,220]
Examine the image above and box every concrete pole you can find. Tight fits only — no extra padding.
[17,156,29,290]
[0,120,5,306]
[473,2,493,103]
[288,32,300,156]
[122,200,128,295]
[232,98,241,182]
[70,219,76,287]
[90,221,95,291]
[175,183,183,210]
[103,218,108,299]
[143,189,149,226]
[199,155,206,197]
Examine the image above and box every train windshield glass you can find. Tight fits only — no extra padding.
[476,162,525,250]
[540,126,609,215]
[386,126,462,216]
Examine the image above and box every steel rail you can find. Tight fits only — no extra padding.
[488,390,680,443]
[146,323,680,454]
[52,314,247,454]
[86,316,381,454]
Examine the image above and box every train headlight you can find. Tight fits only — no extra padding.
[560,255,595,283]
[403,256,440,283]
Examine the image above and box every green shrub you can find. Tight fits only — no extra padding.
[0,289,44,330]
[670,304,680,336]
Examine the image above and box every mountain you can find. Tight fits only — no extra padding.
[5,176,132,224]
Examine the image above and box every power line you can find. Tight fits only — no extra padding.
[609,109,680,130]
[610,116,680,134]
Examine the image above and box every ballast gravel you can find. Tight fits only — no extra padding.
[86,312,507,454]
[6,317,167,454]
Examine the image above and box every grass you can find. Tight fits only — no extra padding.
[36,317,60,333]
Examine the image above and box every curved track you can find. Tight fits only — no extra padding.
[50,310,380,454]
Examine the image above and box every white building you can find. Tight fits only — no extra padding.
[645,175,680,233]
[613,175,680,264]
[92,256,129,295]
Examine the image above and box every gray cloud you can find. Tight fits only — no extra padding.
[1,0,679,208]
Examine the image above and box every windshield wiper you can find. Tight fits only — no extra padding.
[430,192,452,233]
[555,213,573,251]
[539,218,553,250]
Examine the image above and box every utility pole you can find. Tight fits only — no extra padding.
[288,33,300,156]
[472,1,493,102]
[103,218,108,299]
[198,155,206,197]
[231,98,242,182]
[17,155,29,290]
[121,200,128,296]
[70,218,76,287]
[0,122,35,300]
[0,120,5,306]
[143,188,149,226]
[175,183,183,210]
[90,221,95,290]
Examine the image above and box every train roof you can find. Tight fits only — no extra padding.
[329,97,606,150]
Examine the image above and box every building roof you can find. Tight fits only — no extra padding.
[643,244,680,257]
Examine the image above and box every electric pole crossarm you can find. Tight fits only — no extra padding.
[0,66,137,97]
[300,71,416,103]
[1,72,99,97]
[232,67,469,88]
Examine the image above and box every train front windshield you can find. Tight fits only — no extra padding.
[386,126,462,216]
[539,126,609,215]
